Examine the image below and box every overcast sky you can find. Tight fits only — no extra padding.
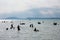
[0,0,60,14]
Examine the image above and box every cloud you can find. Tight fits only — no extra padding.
[0,0,30,13]
[40,10,54,15]
[0,8,60,18]
[0,0,60,13]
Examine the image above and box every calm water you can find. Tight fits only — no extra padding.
[0,19,60,40]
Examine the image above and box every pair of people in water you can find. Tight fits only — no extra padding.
[10,24,20,31]
[6,24,20,31]
[30,24,39,32]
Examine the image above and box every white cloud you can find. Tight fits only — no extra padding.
[40,10,54,15]
[0,0,60,13]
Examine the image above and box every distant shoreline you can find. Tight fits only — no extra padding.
[0,18,60,20]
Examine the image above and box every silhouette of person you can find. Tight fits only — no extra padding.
[34,28,39,32]
[30,24,33,28]
[17,25,20,31]
[10,24,13,29]
[34,28,36,31]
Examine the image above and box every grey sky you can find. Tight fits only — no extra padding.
[0,0,60,14]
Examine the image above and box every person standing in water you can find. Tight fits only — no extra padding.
[10,24,14,29]
[17,25,20,31]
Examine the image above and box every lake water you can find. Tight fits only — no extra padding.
[0,19,60,40]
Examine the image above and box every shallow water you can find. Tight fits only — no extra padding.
[0,19,60,40]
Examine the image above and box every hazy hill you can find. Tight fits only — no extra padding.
[0,8,60,19]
